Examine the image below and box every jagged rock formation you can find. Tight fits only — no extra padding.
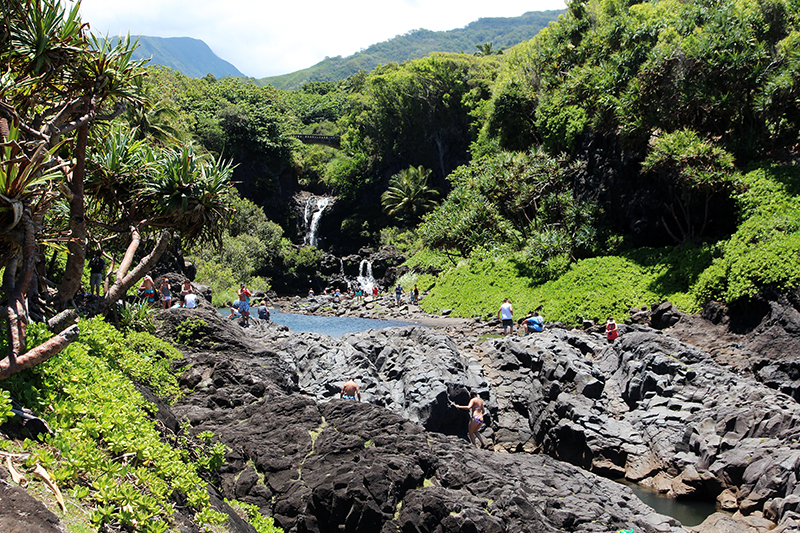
[6,291,800,532]
[156,307,685,532]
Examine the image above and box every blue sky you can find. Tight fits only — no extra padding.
[78,0,567,78]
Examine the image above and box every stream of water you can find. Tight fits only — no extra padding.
[617,480,719,527]
[220,307,412,337]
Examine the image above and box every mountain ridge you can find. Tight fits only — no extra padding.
[119,35,245,79]
[257,10,564,89]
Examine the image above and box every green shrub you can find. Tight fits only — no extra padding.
[227,499,284,533]
[692,165,800,303]
[117,301,156,333]
[2,319,214,532]
[420,246,710,325]
[0,389,12,425]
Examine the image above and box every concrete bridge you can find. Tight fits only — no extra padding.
[292,134,341,149]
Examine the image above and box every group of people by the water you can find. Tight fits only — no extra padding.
[227,283,271,326]
[496,298,621,342]
[306,283,421,305]
[137,276,198,309]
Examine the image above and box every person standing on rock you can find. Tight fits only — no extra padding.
[395,284,403,304]
[238,283,251,326]
[160,278,172,309]
[412,284,420,304]
[180,278,193,307]
[139,275,156,306]
[88,251,105,296]
[498,298,514,335]
[453,391,486,447]
[606,317,619,342]
[340,379,361,401]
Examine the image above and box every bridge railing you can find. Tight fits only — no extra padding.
[291,134,341,148]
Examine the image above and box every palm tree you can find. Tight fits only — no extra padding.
[474,42,502,56]
[381,165,439,222]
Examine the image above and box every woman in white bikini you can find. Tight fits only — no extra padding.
[453,390,486,448]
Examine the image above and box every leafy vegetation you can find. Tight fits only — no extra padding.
[1,320,209,531]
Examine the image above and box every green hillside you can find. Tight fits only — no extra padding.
[114,35,245,79]
[257,10,564,90]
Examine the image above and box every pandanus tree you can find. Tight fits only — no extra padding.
[83,128,235,316]
[0,0,234,380]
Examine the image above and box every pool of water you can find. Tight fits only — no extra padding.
[220,307,413,337]
[618,480,719,527]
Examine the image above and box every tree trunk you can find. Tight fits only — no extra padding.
[0,325,79,380]
[97,229,171,315]
[54,114,90,309]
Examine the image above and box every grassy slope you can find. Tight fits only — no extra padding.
[417,249,709,325]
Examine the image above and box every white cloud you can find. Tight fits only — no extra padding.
[78,0,566,78]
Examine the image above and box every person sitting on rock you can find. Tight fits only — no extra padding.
[340,379,361,401]
[521,311,544,334]
[257,301,270,321]
[453,390,486,448]
[606,317,619,342]
[183,292,198,309]
[229,300,242,320]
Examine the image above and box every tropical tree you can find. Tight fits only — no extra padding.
[474,42,502,56]
[641,129,738,243]
[0,1,234,381]
[381,165,439,222]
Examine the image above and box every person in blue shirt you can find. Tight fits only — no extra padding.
[521,311,544,334]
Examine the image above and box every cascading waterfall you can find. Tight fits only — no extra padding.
[303,196,331,248]
[357,259,376,293]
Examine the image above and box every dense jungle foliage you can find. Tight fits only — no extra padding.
[139,0,800,324]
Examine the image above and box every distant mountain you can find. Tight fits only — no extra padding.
[257,10,564,90]
[121,36,245,79]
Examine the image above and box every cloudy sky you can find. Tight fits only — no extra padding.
[78,0,566,78]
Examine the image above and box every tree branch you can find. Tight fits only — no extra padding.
[99,229,171,314]
[0,325,79,381]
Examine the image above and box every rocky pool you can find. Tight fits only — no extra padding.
[219,307,413,336]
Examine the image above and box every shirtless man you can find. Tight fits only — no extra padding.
[453,390,486,447]
[340,379,361,401]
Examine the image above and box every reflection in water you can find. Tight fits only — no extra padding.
[618,480,720,527]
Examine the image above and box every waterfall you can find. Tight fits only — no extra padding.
[303,196,331,248]
[357,259,376,293]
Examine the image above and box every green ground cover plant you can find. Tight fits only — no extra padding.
[694,165,800,303]
[0,318,275,532]
[420,246,711,325]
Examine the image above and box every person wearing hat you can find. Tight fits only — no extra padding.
[237,283,251,326]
